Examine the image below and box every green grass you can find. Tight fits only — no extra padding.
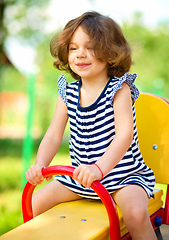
[0,138,70,236]
[0,190,22,235]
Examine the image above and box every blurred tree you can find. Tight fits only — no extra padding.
[0,0,50,66]
[123,12,169,99]
[0,0,9,64]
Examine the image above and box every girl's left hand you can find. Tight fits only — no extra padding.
[73,164,102,188]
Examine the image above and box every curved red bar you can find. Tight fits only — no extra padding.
[22,165,121,240]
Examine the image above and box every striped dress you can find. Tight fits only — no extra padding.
[54,72,155,199]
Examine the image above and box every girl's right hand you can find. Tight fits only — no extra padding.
[25,164,45,185]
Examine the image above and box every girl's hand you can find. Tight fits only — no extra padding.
[73,164,102,189]
[25,164,52,185]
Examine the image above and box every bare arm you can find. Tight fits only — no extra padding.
[26,95,68,185]
[96,82,133,175]
[73,83,133,188]
[35,96,68,166]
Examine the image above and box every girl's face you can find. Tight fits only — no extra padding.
[68,26,108,81]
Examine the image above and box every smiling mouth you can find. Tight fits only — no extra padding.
[76,63,91,68]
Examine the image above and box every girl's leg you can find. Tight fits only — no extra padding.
[112,185,157,240]
[32,180,82,217]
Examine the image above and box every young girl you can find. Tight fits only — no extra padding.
[26,11,157,240]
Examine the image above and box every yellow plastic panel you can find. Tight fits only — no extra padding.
[0,189,163,240]
[135,93,169,184]
[0,199,109,240]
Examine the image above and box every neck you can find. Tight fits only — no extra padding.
[79,75,109,107]
[81,75,109,93]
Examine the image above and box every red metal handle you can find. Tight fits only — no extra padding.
[22,165,121,240]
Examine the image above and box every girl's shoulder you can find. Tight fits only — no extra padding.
[58,74,79,88]
[108,72,139,104]
[57,74,79,106]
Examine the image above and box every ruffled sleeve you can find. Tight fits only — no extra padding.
[57,74,68,106]
[110,72,139,105]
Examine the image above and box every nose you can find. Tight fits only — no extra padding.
[77,47,86,58]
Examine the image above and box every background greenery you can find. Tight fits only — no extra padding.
[0,2,169,237]
[0,138,70,235]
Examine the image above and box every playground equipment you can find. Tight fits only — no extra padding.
[0,92,168,240]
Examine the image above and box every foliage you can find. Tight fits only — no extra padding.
[123,17,169,99]
[1,0,50,45]
[0,190,22,235]
[0,138,70,236]
[0,0,51,66]
[0,65,27,92]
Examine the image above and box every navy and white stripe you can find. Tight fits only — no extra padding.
[55,73,155,199]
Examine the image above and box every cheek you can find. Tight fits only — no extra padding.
[68,53,71,63]
[68,55,74,71]
[97,61,108,70]
[68,53,74,65]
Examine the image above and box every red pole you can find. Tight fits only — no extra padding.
[22,165,121,240]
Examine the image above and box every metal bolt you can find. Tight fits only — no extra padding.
[152,144,158,150]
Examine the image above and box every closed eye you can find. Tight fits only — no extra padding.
[69,43,78,51]
[69,47,77,51]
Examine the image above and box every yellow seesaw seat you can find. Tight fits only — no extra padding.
[0,93,168,240]
[0,189,163,240]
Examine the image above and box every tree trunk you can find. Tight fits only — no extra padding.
[0,0,11,65]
